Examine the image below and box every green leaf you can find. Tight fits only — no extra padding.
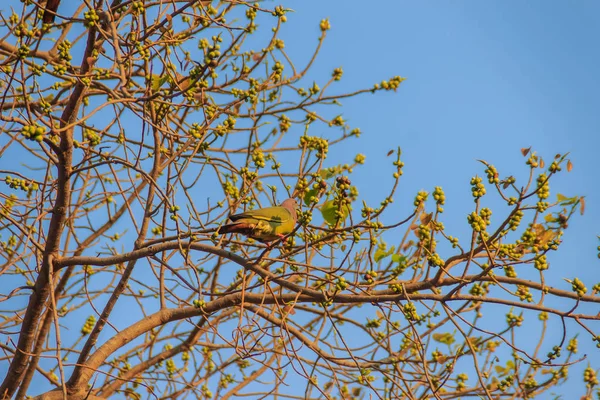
[303,188,319,206]
[321,200,350,225]
[374,246,395,262]
[495,360,515,377]
[556,193,577,205]
[374,248,387,262]
[319,168,336,180]
[391,254,406,264]
[151,74,169,91]
[432,332,455,345]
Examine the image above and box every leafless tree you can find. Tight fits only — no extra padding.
[0,1,598,399]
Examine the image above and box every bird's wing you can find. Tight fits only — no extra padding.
[229,206,292,223]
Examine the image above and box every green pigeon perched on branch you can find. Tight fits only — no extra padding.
[218,198,298,242]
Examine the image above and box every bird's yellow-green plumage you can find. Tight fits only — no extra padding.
[218,198,298,242]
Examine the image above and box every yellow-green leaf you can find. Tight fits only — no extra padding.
[374,246,395,262]
[319,169,336,180]
[432,332,455,345]
[320,200,350,225]
[303,188,319,206]
[151,74,169,91]
[391,254,406,264]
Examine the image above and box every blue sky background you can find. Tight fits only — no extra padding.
[276,1,600,396]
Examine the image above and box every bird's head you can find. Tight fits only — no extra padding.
[281,198,298,218]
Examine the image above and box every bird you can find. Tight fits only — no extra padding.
[42,0,61,24]
[218,198,298,242]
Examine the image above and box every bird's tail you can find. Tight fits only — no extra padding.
[217,223,252,235]
[216,224,234,235]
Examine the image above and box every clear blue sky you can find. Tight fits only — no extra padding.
[278,1,600,396]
